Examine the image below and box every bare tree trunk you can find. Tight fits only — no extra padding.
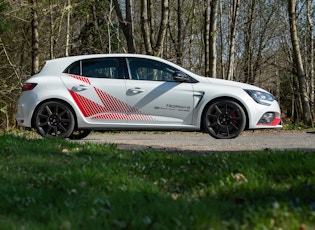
[92,2,105,52]
[49,0,54,59]
[188,0,196,69]
[288,0,313,126]
[218,0,225,79]
[141,0,152,54]
[31,0,39,74]
[176,0,183,65]
[65,0,71,56]
[243,0,255,84]
[154,0,169,56]
[307,0,314,116]
[141,0,169,56]
[168,0,184,64]
[227,0,239,81]
[204,0,210,77]
[113,0,136,53]
[107,0,114,53]
[149,0,155,46]
[209,0,218,78]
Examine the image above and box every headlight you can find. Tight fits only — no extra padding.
[244,89,275,106]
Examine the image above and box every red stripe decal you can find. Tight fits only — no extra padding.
[69,89,155,121]
[67,74,91,84]
[66,74,155,121]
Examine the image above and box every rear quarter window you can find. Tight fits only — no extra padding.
[64,58,122,79]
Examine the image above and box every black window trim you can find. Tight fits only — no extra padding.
[63,57,126,79]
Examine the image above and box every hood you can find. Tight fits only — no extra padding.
[201,77,268,92]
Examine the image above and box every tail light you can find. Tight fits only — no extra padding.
[22,83,37,91]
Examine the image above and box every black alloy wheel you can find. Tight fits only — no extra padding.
[34,101,75,138]
[203,99,246,139]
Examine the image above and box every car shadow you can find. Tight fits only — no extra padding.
[103,143,315,155]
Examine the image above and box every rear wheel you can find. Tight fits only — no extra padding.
[203,99,246,139]
[33,101,75,138]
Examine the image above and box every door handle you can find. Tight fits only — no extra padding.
[129,87,144,93]
[72,85,88,92]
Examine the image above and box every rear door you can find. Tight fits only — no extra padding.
[61,57,129,124]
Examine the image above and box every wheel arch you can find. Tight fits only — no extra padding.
[31,98,79,130]
[200,96,249,132]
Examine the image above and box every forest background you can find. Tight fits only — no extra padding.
[0,0,314,130]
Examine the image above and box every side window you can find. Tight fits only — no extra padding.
[64,58,122,79]
[65,61,81,75]
[82,58,120,79]
[127,58,178,82]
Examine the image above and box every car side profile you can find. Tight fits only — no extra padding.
[16,54,282,139]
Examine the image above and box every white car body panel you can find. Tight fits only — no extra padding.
[16,54,282,139]
[125,80,194,125]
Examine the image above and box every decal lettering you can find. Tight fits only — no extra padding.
[154,104,191,112]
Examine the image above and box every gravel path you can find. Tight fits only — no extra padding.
[78,130,315,153]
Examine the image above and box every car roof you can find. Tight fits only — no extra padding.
[39,54,181,76]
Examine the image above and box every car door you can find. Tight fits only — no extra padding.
[124,57,195,126]
[61,57,129,124]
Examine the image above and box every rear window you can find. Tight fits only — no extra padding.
[64,58,122,79]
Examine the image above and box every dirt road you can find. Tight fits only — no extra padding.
[78,130,315,153]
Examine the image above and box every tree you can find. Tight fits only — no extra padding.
[141,0,169,56]
[169,0,183,65]
[241,0,279,85]
[217,0,225,79]
[306,0,314,114]
[204,0,211,76]
[227,0,239,80]
[112,0,136,53]
[1,0,315,129]
[209,0,218,78]
[65,0,71,56]
[288,0,313,126]
[204,0,218,77]
[243,0,255,84]
[30,0,39,74]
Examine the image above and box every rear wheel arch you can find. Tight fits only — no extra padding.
[32,99,78,128]
[31,99,78,138]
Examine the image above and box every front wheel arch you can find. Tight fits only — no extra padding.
[201,97,249,139]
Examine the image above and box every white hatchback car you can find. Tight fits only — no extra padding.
[16,54,282,139]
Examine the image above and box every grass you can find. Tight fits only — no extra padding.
[0,132,315,229]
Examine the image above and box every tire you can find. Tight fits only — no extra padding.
[69,130,91,140]
[203,99,246,139]
[33,100,75,138]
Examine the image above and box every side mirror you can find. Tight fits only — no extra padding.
[173,71,190,82]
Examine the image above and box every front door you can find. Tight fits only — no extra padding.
[124,57,194,126]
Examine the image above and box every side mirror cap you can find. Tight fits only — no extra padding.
[173,72,190,82]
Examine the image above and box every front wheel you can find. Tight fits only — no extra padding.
[33,100,75,138]
[203,99,246,139]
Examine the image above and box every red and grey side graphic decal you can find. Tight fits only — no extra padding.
[67,74,155,121]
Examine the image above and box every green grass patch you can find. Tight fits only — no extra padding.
[0,132,315,229]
